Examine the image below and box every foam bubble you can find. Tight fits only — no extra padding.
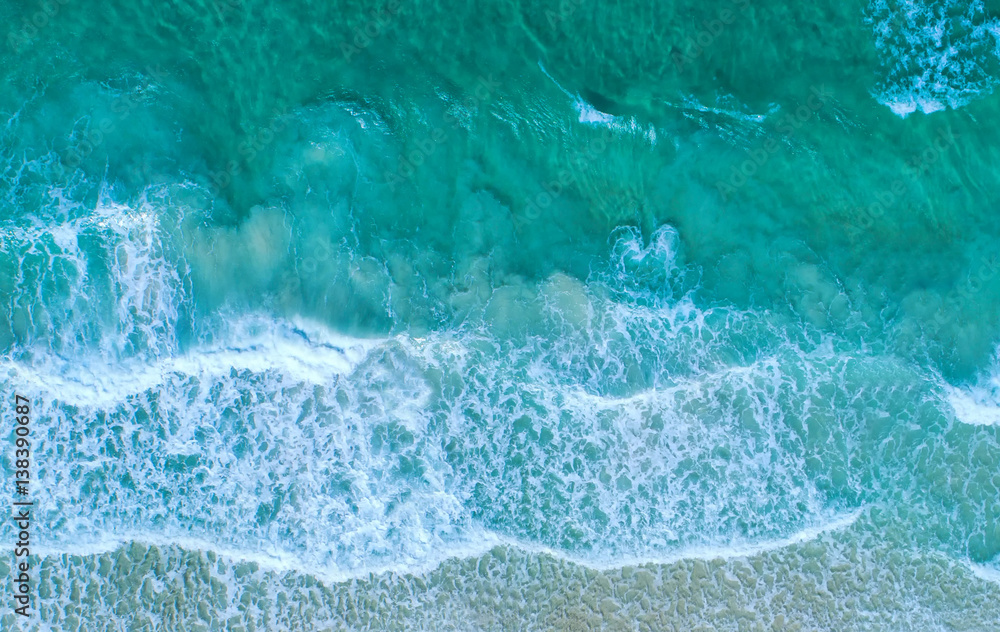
[537,61,658,143]
[945,387,1000,426]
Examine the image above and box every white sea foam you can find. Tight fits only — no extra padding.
[968,560,1000,585]
[538,61,657,143]
[4,196,985,597]
[494,508,864,572]
[575,100,617,126]
[669,94,772,124]
[4,316,381,407]
[572,100,659,144]
[868,0,1000,117]
[27,518,1000,632]
[945,387,1000,426]
[3,286,875,583]
[2,219,903,585]
[30,509,864,584]
[942,346,1000,426]
[2,185,186,359]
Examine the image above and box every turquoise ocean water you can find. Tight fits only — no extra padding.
[2,0,1000,629]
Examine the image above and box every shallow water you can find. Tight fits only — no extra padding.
[2,0,999,630]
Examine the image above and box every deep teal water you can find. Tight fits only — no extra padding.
[2,0,1000,630]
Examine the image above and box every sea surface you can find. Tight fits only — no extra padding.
[2,0,1000,630]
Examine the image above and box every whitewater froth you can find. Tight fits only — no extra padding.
[868,0,1000,116]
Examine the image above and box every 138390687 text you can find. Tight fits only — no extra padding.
[12,394,33,618]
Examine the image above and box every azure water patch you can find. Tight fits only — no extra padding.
[715,85,833,200]
[4,0,70,54]
[671,0,753,71]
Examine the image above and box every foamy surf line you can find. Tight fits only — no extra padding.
[1,318,384,406]
[30,511,864,585]
[968,561,1000,586]
[29,531,511,585]
[945,389,1000,427]
[504,508,865,572]
[939,361,1000,426]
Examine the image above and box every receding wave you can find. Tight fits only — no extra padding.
[30,508,863,584]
